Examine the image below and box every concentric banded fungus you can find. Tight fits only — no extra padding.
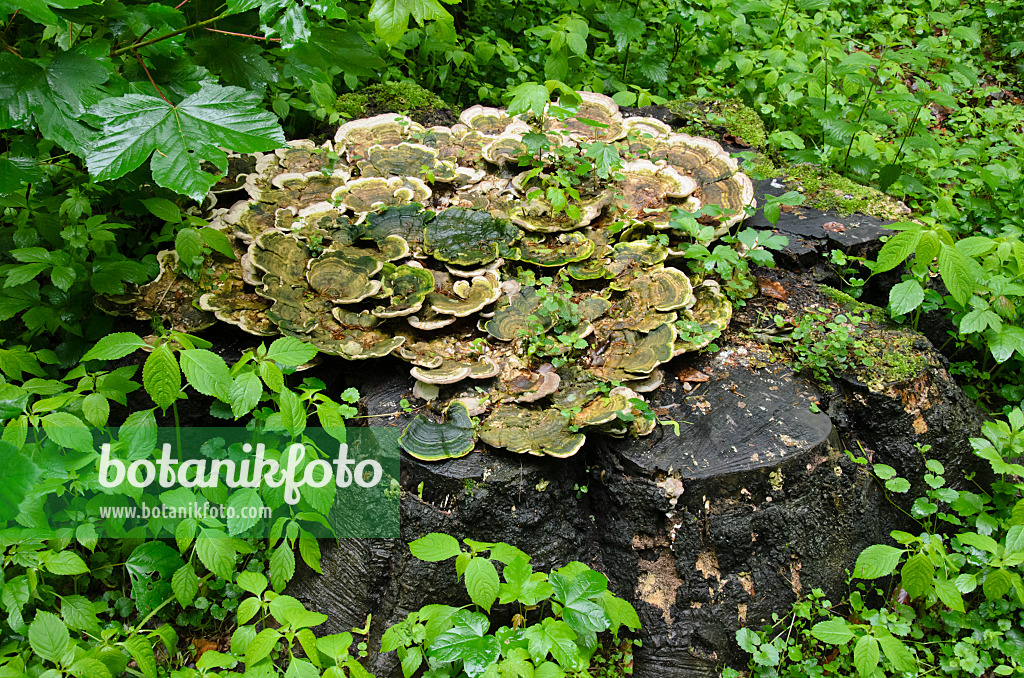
[423,209,520,266]
[374,264,434,317]
[428,275,501,317]
[334,114,424,161]
[116,93,756,462]
[483,287,553,341]
[357,142,458,182]
[305,250,382,303]
[674,281,732,355]
[512,232,595,267]
[614,160,697,226]
[549,92,625,142]
[331,176,431,215]
[588,323,677,382]
[479,404,585,458]
[399,402,476,461]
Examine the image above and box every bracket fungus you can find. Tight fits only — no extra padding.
[111,93,760,461]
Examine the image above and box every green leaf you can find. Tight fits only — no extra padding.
[29,611,71,665]
[464,557,500,612]
[201,227,236,259]
[82,392,109,428]
[522,617,578,669]
[68,657,113,678]
[551,570,610,636]
[195,530,237,580]
[936,243,974,306]
[236,571,269,595]
[175,227,203,268]
[934,577,965,613]
[985,325,1024,363]
[86,84,286,201]
[0,447,40,521]
[368,0,453,46]
[853,635,879,677]
[60,595,100,634]
[246,628,281,667]
[226,488,264,535]
[180,349,232,401]
[229,372,263,418]
[41,412,93,453]
[429,609,500,677]
[900,553,935,599]
[30,50,110,156]
[873,230,921,273]
[810,618,854,645]
[888,279,924,317]
[42,551,89,575]
[410,533,462,561]
[237,597,261,624]
[599,591,640,635]
[171,562,199,607]
[141,198,182,223]
[143,343,182,410]
[277,387,306,438]
[876,633,916,673]
[983,568,1013,601]
[0,156,44,194]
[270,541,295,591]
[265,336,318,366]
[506,82,551,117]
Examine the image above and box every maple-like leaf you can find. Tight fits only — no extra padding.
[85,84,285,201]
[368,0,454,46]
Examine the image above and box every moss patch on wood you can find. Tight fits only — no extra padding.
[779,164,910,220]
[336,82,451,125]
[667,97,768,148]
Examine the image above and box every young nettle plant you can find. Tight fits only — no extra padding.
[383,533,641,678]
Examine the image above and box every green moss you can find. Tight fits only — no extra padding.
[335,81,449,122]
[667,97,768,148]
[781,164,909,220]
[818,285,929,389]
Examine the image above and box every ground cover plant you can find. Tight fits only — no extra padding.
[0,0,1022,676]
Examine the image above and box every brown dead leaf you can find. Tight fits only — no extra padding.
[823,221,846,233]
[193,639,218,659]
[757,277,788,301]
[677,367,710,383]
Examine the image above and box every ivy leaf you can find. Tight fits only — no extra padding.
[86,84,285,201]
[368,0,454,47]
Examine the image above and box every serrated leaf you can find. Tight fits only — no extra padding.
[368,0,453,46]
[29,611,71,665]
[810,617,853,645]
[888,279,924,316]
[226,488,263,535]
[265,336,318,366]
[873,230,920,273]
[43,550,89,575]
[143,343,181,410]
[410,533,462,561]
[41,412,93,453]
[236,597,261,624]
[900,552,935,599]
[141,198,181,223]
[937,243,974,306]
[86,84,285,201]
[123,635,157,678]
[506,83,550,117]
[246,628,281,667]
[270,541,295,591]
[0,447,39,521]
[200,227,236,259]
[61,595,100,634]
[171,562,199,607]
[180,349,232,401]
[465,557,500,612]
[430,609,500,677]
[229,371,263,418]
[853,635,879,677]
[876,634,916,673]
[82,392,109,428]
[195,530,237,580]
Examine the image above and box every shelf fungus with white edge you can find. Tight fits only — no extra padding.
[102,94,760,459]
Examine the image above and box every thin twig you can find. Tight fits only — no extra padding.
[0,9,19,43]
[174,0,190,9]
[203,27,281,42]
[111,13,228,57]
[133,50,171,105]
